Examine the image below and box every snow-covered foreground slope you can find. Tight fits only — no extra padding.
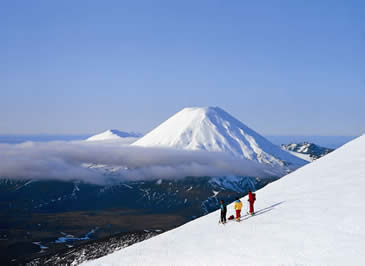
[133,107,306,173]
[84,134,365,266]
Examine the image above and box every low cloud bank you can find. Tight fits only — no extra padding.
[0,141,279,184]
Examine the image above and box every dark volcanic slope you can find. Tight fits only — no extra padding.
[26,230,161,266]
[0,176,273,264]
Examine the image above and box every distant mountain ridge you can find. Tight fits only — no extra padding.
[281,142,334,160]
[86,130,142,142]
[133,107,307,173]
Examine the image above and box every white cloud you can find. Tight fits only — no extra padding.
[0,141,278,184]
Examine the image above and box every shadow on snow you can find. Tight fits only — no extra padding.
[240,201,285,221]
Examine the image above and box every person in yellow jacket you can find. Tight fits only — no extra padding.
[234,197,243,221]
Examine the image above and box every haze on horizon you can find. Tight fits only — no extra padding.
[1,1,364,136]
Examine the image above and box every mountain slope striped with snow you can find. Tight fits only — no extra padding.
[281,142,334,161]
[84,134,365,266]
[133,107,306,173]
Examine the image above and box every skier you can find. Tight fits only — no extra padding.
[220,200,227,224]
[234,197,242,221]
[248,190,256,215]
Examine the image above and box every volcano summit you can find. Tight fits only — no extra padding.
[133,107,306,173]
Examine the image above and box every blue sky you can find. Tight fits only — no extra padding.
[1,1,364,136]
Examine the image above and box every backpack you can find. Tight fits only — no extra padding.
[228,215,234,220]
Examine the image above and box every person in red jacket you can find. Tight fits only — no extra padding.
[248,190,256,215]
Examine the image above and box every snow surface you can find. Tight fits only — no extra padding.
[285,150,313,162]
[133,107,306,172]
[86,129,141,142]
[84,134,365,266]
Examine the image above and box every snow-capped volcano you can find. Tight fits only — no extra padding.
[86,130,142,142]
[133,107,306,171]
[83,134,365,266]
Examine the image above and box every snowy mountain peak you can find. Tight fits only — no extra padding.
[86,129,142,142]
[133,107,306,172]
[177,106,227,117]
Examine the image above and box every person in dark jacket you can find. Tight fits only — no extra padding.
[220,200,227,224]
